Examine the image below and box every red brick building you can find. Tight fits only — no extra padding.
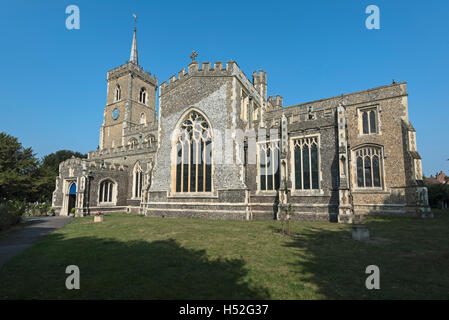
[426,171,448,185]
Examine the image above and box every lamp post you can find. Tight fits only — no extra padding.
[243,139,248,186]
[87,171,94,216]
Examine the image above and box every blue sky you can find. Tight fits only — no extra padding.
[0,0,447,176]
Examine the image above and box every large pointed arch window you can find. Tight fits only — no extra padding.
[355,147,382,188]
[174,111,212,193]
[133,162,143,198]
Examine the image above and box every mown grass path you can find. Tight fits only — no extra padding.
[0,211,448,299]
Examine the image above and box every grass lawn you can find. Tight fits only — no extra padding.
[0,210,448,299]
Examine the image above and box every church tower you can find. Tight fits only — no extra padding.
[99,20,157,149]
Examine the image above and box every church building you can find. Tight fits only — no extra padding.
[51,26,432,223]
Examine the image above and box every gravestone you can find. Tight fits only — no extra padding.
[352,225,370,241]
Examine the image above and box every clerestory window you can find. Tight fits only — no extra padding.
[360,107,378,135]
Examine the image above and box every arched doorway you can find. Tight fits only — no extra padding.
[68,183,77,214]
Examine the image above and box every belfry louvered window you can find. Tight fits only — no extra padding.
[293,136,319,190]
[115,85,121,101]
[258,141,280,191]
[175,111,212,193]
[356,147,382,188]
[139,88,147,104]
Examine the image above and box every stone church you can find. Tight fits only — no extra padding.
[51,26,432,223]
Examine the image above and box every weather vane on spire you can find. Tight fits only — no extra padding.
[132,13,137,30]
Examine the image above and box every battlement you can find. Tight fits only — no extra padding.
[58,157,85,171]
[123,122,158,136]
[160,60,240,94]
[267,95,283,109]
[87,161,128,172]
[107,61,158,86]
[263,82,408,128]
[252,70,267,85]
[160,60,266,107]
[88,142,157,161]
[266,81,408,117]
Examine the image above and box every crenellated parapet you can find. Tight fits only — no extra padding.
[87,160,128,171]
[159,61,264,105]
[160,61,236,94]
[107,61,158,86]
[123,123,158,136]
[252,70,267,85]
[267,95,283,110]
[88,142,157,160]
[264,97,336,129]
[58,157,84,171]
[252,70,267,99]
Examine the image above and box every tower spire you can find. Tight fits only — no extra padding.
[129,14,138,65]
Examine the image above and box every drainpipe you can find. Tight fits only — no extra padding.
[248,95,253,129]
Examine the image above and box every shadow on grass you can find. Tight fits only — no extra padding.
[273,214,449,299]
[0,233,270,300]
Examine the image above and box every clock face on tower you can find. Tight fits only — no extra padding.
[112,108,119,120]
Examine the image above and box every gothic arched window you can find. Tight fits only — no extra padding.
[293,136,319,190]
[133,162,143,198]
[99,180,115,203]
[144,134,155,147]
[258,141,280,191]
[174,111,212,193]
[355,147,382,188]
[115,85,121,102]
[128,138,138,149]
[139,88,147,105]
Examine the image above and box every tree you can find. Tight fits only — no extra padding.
[0,133,87,202]
[35,150,87,202]
[0,132,39,201]
[41,150,86,173]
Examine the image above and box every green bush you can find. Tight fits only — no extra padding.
[0,200,26,231]
[427,184,449,208]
